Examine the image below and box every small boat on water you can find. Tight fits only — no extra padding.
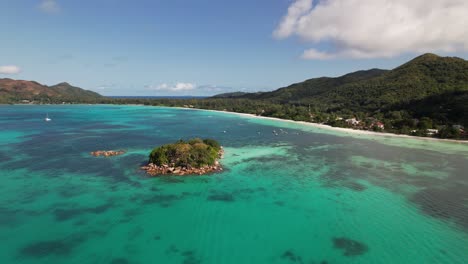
[45,113,51,122]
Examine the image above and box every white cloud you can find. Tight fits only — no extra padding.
[274,0,468,59]
[146,82,196,92]
[96,83,116,90]
[39,0,60,14]
[0,65,21,74]
[196,84,232,93]
[143,82,235,95]
[273,0,313,39]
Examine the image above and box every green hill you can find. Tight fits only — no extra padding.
[211,92,249,98]
[2,53,467,139]
[241,53,468,112]
[0,79,103,104]
[48,82,103,102]
[243,68,388,105]
[203,53,467,138]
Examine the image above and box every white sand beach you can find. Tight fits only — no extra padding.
[176,107,468,144]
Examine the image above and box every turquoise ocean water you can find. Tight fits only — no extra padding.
[0,105,467,264]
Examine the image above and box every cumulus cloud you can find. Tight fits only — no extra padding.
[273,0,313,39]
[39,0,60,14]
[146,82,196,92]
[0,65,21,74]
[144,82,235,95]
[274,0,468,59]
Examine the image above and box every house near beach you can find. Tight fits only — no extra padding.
[426,129,439,136]
[345,118,360,126]
[375,122,385,130]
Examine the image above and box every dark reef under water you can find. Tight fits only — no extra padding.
[0,105,467,264]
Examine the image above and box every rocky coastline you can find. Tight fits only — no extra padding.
[142,148,224,176]
[90,150,125,157]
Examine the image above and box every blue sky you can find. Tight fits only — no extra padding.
[0,0,467,96]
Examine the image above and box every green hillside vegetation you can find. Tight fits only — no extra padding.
[0,79,103,104]
[2,53,467,139]
[48,82,103,102]
[149,138,221,168]
[242,53,468,112]
[211,92,250,98]
[105,54,468,139]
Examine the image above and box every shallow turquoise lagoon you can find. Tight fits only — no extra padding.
[0,105,467,264]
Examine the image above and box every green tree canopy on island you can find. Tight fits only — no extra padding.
[149,138,221,168]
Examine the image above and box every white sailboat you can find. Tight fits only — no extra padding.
[45,113,51,122]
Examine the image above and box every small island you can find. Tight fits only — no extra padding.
[141,138,224,176]
[91,150,125,157]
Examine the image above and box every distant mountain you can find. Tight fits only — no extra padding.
[225,53,467,125]
[241,53,468,111]
[242,68,389,104]
[211,92,250,98]
[1,53,467,137]
[0,79,102,103]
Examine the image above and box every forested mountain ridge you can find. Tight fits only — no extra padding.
[206,53,468,138]
[0,79,102,103]
[239,53,468,113]
[242,68,388,105]
[2,53,467,139]
[102,54,468,138]
[211,92,249,98]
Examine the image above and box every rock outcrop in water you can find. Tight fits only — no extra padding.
[141,138,224,176]
[90,150,125,157]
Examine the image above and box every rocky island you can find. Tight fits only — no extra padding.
[141,138,224,176]
[90,150,125,157]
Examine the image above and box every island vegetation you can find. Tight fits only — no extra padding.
[141,138,224,176]
[1,53,467,139]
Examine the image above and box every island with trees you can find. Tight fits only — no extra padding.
[141,138,224,176]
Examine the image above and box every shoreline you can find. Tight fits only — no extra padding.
[173,107,468,144]
[4,103,468,144]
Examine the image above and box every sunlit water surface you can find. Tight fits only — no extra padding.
[0,105,467,264]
